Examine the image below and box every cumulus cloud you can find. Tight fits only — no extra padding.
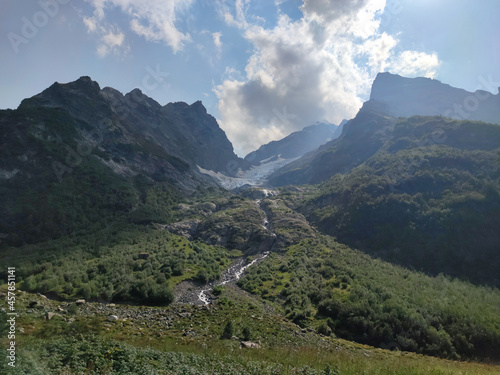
[83,8,127,58]
[215,0,441,156]
[96,29,125,57]
[83,0,194,53]
[301,0,371,22]
[390,50,440,78]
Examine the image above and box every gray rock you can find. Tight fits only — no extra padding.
[197,202,216,212]
[165,220,200,240]
[108,315,119,322]
[241,341,261,349]
[46,312,62,320]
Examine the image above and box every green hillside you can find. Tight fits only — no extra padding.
[291,116,500,287]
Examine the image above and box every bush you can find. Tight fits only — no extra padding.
[317,322,332,336]
[212,285,223,296]
[241,326,252,341]
[221,320,235,339]
[195,269,209,284]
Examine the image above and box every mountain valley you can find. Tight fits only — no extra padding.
[1,73,500,374]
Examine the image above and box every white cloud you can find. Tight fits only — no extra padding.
[97,29,126,57]
[212,32,222,50]
[83,0,194,53]
[215,0,441,156]
[83,9,128,58]
[83,16,97,32]
[300,0,372,22]
[390,50,440,78]
[360,32,398,74]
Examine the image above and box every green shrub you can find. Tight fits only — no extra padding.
[221,320,235,339]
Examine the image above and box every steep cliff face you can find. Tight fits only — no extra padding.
[19,76,245,175]
[269,73,500,186]
[0,76,247,245]
[163,100,249,173]
[369,72,500,123]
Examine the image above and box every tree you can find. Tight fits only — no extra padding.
[242,326,252,341]
[221,320,234,339]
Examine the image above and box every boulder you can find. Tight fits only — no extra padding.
[46,312,62,320]
[241,341,261,349]
[108,315,119,322]
[197,202,217,212]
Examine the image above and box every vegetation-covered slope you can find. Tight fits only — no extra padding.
[0,77,244,246]
[1,75,500,373]
[288,116,500,287]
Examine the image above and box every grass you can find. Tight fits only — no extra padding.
[1,286,499,374]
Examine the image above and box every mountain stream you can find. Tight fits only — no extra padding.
[197,198,274,305]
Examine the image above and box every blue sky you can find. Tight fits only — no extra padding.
[1,0,499,156]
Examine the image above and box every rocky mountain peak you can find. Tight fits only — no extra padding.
[368,72,500,123]
[18,76,102,110]
[124,88,162,109]
[370,72,445,101]
[189,100,207,114]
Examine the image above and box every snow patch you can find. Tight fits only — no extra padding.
[198,156,298,189]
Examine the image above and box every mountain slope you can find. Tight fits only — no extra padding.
[0,76,245,245]
[20,76,245,174]
[287,116,500,286]
[370,72,500,123]
[244,122,338,164]
[269,73,500,186]
[268,102,395,185]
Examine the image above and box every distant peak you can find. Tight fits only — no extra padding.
[190,100,207,114]
[72,76,100,89]
[129,88,143,96]
[370,72,446,101]
[77,76,93,83]
[55,75,101,93]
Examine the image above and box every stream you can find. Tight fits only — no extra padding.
[197,198,274,305]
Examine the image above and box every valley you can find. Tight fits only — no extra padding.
[1,73,499,374]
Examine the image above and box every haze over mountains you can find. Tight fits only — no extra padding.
[244,122,341,164]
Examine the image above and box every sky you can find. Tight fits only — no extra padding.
[1,0,499,156]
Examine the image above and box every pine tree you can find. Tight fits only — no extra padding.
[221,320,234,339]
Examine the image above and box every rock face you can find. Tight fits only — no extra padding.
[245,122,339,164]
[269,73,500,186]
[19,76,246,175]
[369,72,500,123]
[163,101,249,173]
[0,76,247,244]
